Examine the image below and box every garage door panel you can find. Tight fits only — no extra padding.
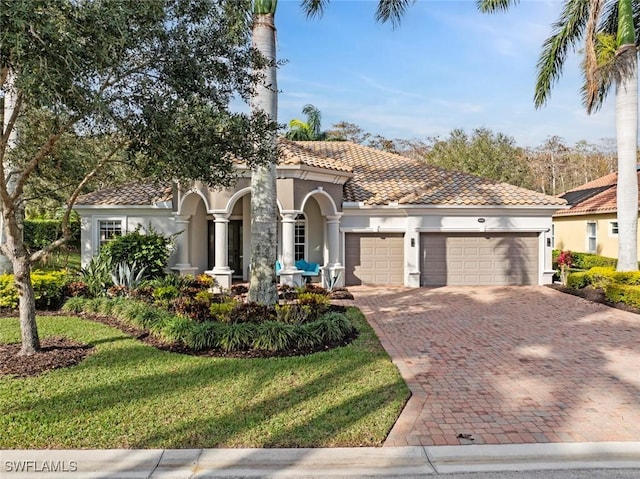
[421,233,538,286]
[345,233,404,286]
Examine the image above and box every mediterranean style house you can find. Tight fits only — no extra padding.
[75,140,567,288]
[553,168,640,258]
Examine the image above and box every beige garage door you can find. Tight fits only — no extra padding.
[420,233,539,286]
[345,233,404,286]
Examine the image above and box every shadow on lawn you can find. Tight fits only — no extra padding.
[6,336,405,448]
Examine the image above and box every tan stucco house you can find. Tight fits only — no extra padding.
[553,169,640,258]
[75,140,566,288]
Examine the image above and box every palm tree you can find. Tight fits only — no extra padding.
[249,0,415,304]
[478,0,639,271]
[285,104,326,141]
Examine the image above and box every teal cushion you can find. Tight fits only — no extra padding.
[296,259,310,270]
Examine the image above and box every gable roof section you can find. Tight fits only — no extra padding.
[295,141,565,207]
[554,169,640,217]
[76,181,173,206]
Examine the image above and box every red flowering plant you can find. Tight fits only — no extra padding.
[556,250,573,285]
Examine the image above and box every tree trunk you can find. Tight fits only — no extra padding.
[615,46,639,271]
[14,255,40,355]
[248,11,278,305]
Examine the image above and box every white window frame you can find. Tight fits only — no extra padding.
[294,213,307,261]
[609,221,619,237]
[94,217,126,255]
[586,221,597,253]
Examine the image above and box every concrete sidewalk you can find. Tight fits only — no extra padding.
[2,443,640,478]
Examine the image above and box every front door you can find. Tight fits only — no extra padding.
[228,220,243,278]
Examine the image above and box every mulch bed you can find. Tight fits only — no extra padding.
[547,283,640,315]
[0,337,94,378]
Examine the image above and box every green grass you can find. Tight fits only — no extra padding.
[33,250,81,273]
[0,308,409,448]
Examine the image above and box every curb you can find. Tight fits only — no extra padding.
[1,443,640,478]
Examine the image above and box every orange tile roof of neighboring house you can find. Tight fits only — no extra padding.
[294,141,566,207]
[554,170,640,216]
[76,141,566,208]
[76,181,173,206]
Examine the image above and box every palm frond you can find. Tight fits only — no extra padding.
[302,104,322,138]
[476,0,519,14]
[374,0,415,28]
[534,0,592,108]
[300,0,329,19]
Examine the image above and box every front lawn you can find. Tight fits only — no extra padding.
[0,309,408,449]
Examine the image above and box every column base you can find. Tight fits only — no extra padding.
[407,271,421,288]
[171,264,198,277]
[321,265,345,290]
[206,268,234,291]
[279,269,304,288]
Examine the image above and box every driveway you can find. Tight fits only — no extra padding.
[345,286,640,447]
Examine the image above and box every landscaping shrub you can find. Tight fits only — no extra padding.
[552,250,618,270]
[586,266,616,288]
[604,283,640,309]
[80,255,114,297]
[612,270,640,285]
[252,321,295,352]
[100,225,174,278]
[24,216,81,251]
[275,303,312,324]
[297,292,329,320]
[152,285,180,304]
[0,270,69,309]
[169,296,211,322]
[209,300,237,322]
[62,296,357,355]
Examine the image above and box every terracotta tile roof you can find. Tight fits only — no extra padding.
[279,139,352,173]
[294,141,566,207]
[75,141,565,208]
[554,170,640,216]
[76,181,173,206]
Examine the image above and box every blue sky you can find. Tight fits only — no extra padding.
[270,0,618,148]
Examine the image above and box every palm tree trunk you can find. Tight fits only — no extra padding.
[615,45,638,271]
[248,9,278,305]
[615,0,638,272]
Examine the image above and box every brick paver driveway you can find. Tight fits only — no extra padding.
[346,286,640,447]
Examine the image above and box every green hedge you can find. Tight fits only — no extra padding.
[552,250,618,270]
[24,218,80,251]
[604,283,640,309]
[0,270,70,310]
[62,297,356,353]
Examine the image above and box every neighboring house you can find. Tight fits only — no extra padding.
[553,168,640,258]
[74,140,566,288]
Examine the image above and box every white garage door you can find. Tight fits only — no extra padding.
[420,233,539,286]
[345,233,404,286]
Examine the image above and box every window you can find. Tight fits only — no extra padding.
[610,221,619,236]
[98,219,122,251]
[294,214,306,261]
[587,222,597,253]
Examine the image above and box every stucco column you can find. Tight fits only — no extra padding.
[279,213,303,287]
[208,214,233,290]
[172,215,197,276]
[323,214,345,289]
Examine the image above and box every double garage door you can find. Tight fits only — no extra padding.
[420,232,539,286]
[344,232,539,286]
